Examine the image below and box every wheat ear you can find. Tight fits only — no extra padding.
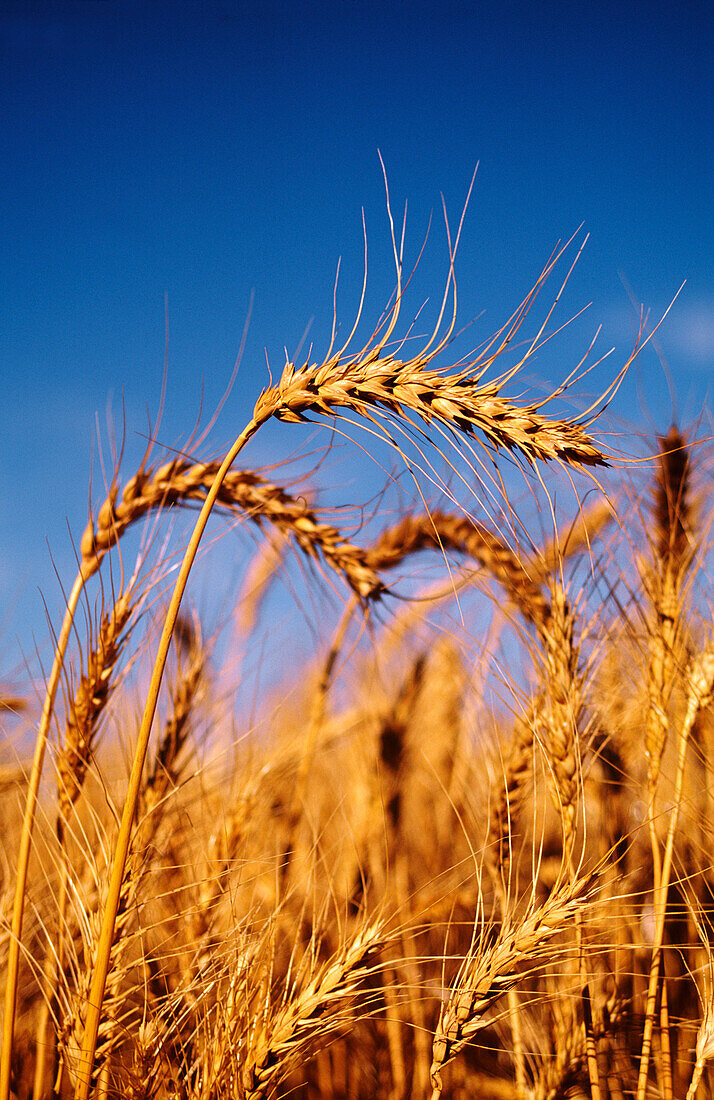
[240,920,384,1100]
[367,509,552,632]
[643,429,693,865]
[485,706,540,1100]
[540,584,582,865]
[486,706,539,896]
[57,589,135,822]
[639,428,693,1100]
[430,874,591,1097]
[81,460,384,601]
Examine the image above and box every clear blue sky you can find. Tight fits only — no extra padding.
[1,0,712,688]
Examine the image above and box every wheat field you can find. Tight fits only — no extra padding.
[1,208,713,1100]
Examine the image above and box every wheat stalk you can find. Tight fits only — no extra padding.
[57,590,136,823]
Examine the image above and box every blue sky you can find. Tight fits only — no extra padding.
[1,0,712,691]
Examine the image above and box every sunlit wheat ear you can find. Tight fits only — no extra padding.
[56,588,136,823]
[31,585,138,1099]
[643,427,694,799]
[634,428,696,1099]
[254,344,613,470]
[239,920,385,1100]
[366,509,552,634]
[81,460,384,600]
[637,637,714,1099]
[430,874,592,1098]
[540,583,582,867]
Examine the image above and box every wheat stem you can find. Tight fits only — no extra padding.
[72,416,262,1100]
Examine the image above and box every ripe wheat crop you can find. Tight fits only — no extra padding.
[1,185,712,1100]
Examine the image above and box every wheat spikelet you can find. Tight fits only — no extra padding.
[80,460,383,600]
